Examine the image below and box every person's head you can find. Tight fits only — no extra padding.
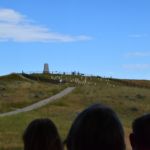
[130,114,150,150]
[23,118,63,150]
[65,103,125,150]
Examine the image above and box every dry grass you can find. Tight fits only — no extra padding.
[0,74,66,112]
[0,74,150,150]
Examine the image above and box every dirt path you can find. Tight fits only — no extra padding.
[0,87,75,117]
[18,74,36,82]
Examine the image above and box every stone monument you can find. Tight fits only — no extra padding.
[43,63,50,74]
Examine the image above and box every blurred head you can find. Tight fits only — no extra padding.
[130,114,150,150]
[23,118,63,150]
[65,104,125,150]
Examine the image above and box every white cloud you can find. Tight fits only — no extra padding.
[0,8,92,42]
[0,8,24,23]
[126,52,150,57]
[128,34,148,38]
[123,64,150,70]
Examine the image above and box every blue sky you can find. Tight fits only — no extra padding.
[0,0,150,79]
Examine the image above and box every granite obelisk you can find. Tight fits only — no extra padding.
[43,63,50,74]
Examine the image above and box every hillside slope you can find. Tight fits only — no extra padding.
[0,73,149,150]
[0,74,67,113]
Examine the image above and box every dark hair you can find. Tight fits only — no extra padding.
[132,113,150,148]
[65,104,125,150]
[23,118,63,150]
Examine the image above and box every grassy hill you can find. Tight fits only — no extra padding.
[0,73,150,150]
[0,74,67,113]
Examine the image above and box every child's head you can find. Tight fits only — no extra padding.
[66,104,125,150]
[23,118,63,150]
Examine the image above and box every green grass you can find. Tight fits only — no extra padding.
[0,73,150,150]
[0,74,67,113]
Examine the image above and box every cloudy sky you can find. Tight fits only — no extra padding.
[1,0,150,79]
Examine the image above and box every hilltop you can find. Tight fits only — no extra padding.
[0,73,150,150]
[0,73,67,113]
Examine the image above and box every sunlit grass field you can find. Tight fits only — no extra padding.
[0,74,66,113]
[0,73,150,150]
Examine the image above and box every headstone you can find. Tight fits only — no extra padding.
[43,63,50,74]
